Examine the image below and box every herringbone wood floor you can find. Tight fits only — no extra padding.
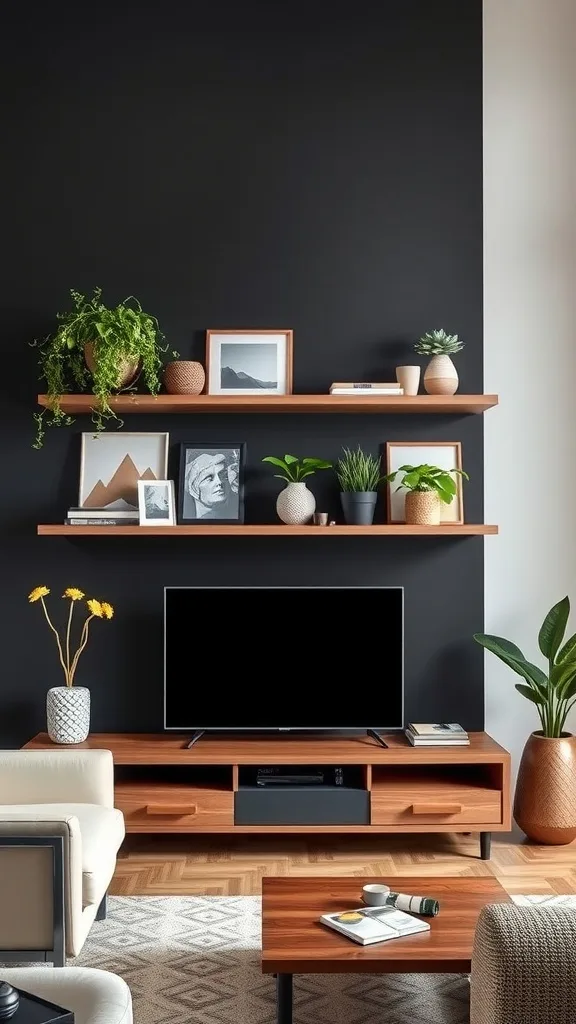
[111,831,576,897]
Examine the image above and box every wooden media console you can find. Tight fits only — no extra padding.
[24,731,511,859]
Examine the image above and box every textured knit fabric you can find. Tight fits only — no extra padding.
[470,903,576,1024]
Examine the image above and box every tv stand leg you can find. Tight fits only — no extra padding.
[185,730,205,749]
[367,728,388,749]
[480,831,491,860]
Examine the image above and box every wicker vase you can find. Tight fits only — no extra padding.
[164,361,205,395]
[423,354,459,395]
[84,343,139,389]
[405,490,441,525]
[276,482,316,525]
[46,686,91,745]
[514,731,576,844]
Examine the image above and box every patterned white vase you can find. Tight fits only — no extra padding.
[276,482,316,525]
[423,354,459,395]
[47,686,91,744]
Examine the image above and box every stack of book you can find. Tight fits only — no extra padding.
[329,381,404,396]
[405,723,470,746]
[66,508,139,526]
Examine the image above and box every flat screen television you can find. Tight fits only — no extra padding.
[164,586,404,732]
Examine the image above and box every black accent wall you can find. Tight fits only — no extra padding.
[1,1,483,746]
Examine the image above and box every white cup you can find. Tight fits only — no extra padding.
[395,365,421,396]
[362,883,391,906]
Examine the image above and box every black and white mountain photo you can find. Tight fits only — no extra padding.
[220,342,278,390]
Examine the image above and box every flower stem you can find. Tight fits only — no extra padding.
[65,600,74,686]
[69,614,94,686]
[40,596,69,685]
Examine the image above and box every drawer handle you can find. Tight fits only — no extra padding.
[411,803,462,815]
[145,804,198,816]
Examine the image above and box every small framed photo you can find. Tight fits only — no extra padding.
[178,443,246,524]
[206,329,293,395]
[385,441,464,524]
[137,480,176,526]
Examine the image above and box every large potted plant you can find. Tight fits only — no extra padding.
[28,585,114,744]
[335,446,386,525]
[385,463,468,525]
[414,328,464,395]
[474,597,576,843]
[262,454,332,524]
[32,287,171,447]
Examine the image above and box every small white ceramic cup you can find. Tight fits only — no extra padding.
[395,365,421,396]
[362,883,391,906]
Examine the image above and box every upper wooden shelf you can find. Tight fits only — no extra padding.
[37,523,498,536]
[37,394,499,415]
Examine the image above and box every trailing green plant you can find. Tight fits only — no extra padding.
[385,463,468,505]
[414,328,464,356]
[335,446,386,492]
[474,597,576,737]
[262,454,332,483]
[32,287,173,448]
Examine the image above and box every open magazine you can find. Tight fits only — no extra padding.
[320,905,430,945]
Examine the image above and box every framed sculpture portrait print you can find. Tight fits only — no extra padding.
[177,442,246,524]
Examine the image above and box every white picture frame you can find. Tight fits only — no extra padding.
[137,480,176,526]
[79,432,169,511]
[385,441,464,524]
[206,329,293,395]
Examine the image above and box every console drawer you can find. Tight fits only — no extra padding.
[371,777,502,826]
[116,783,233,832]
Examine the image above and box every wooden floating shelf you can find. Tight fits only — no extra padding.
[37,524,498,537]
[37,393,499,415]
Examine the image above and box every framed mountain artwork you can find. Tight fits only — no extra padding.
[78,432,169,511]
[205,330,293,395]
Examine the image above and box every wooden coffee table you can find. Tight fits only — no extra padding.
[262,875,510,1023]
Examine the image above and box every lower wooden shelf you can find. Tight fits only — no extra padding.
[37,523,498,536]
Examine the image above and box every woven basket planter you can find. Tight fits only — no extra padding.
[164,361,205,395]
[405,490,441,525]
[84,343,139,389]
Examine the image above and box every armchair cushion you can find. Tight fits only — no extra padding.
[0,750,114,807]
[0,967,132,1024]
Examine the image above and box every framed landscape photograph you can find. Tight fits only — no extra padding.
[178,442,246,524]
[385,441,464,524]
[79,432,169,512]
[206,330,293,395]
[137,480,176,526]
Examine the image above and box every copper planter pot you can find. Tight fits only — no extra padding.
[514,731,576,844]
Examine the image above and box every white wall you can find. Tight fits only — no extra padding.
[484,0,576,779]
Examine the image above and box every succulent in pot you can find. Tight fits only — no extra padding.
[262,454,332,525]
[414,328,464,395]
[385,463,468,525]
[335,446,386,525]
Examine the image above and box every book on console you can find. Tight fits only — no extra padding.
[320,906,430,945]
[408,723,468,737]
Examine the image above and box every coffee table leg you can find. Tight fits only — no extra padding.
[480,831,491,859]
[277,973,293,1024]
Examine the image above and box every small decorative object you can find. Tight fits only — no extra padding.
[28,585,114,744]
[79,431,169,512]
[206,329,293,395]
[385,460,468,526]
[178,442,246,523]
[414,328,464,395]
[395,365,421,396]
[164,360,205,395]
[137,479,176,526]
[385,442,466,524]
[312,512,329,526]
[474,596,576,844]
[335,446,386,526]
[262,454,332,524]
[362,883,391,906]
[32,287,172,447]
[0,982,19,1020]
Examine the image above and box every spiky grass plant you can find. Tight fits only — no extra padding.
[414,328,464,355]
[335,446,385,492]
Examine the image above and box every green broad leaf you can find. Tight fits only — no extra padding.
[299,470,317,479]
[473,633,527,661]
[473,635,548,693]
[538,596,570,661]
[401,472,419,489]
[273,474,291,483]
[515,683,545,705]
[283,455,298,465]
[559,675,576,700]
[262,456,288,470]
[302,458,332,469]
[550,661,576,691]
[555,630,576,665]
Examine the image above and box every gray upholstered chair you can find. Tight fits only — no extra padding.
[0,968,132,1024]
[470,902,576,1023]
[0,749,124,965]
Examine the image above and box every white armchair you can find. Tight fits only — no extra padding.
[0,749,125,965]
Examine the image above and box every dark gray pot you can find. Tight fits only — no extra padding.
[340,491,378,525]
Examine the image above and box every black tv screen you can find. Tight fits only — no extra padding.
[164,587,404,731]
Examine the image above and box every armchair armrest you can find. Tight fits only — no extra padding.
[471,903,576,1024]
[0,750,114,807]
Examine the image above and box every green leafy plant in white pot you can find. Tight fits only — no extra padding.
[385,463,468,525]
[414,328,464,396]
[262,454,332,524]
[335,446,386,525]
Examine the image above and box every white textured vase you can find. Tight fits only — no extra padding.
[47,686,91,744]
[423,354,459,395]
[276,482,316,524]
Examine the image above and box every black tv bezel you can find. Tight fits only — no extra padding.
[163,585,405,732]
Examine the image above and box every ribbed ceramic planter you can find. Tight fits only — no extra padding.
[84,343,139,389]
[340,491,377,525]
[423,354,459,395]
[514,731,576,844]
[164,361,205,395]
[405,490,441,525]
[47,686,91,745]
[276,482,316,525]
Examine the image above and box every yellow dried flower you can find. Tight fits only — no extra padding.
[28,586,50,603]
[63,587,85,601]
[87,599,103,618]
[100,602,114,620]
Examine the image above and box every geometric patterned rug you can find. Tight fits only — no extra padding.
[69,894,576,1024]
